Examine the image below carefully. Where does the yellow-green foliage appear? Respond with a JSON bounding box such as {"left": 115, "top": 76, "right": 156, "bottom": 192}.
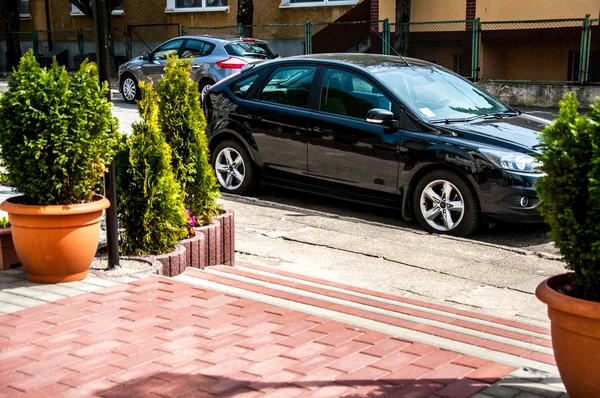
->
{"left": 116, "top": 81, "right": 187, "bottom": 255}
{"left": 0, "top": 50, "right": 117, "bottom": 205}
{"left": 157, "top": 55, "right": 221, "bottom": 225}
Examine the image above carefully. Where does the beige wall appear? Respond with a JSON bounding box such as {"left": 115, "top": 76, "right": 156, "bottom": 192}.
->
{"left": 17, "top": 0, "right": 357, "bottom": 32}
{"left": 477, "top": 0, "right": 600, "bottom": 21}
{"left": 379, "top": 0, "right": 466, "bottom": 23}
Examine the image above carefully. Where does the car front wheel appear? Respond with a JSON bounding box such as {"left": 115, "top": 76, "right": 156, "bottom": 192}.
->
{"left": 212, "top": 140, "right": 256, "bottom": 195}
{"left": 413, "top": 170, "right": 480, "bottom": 237}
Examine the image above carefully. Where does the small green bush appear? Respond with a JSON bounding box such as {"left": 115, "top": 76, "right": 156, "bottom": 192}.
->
{"left": 0, "top": 50, "right": 117, "bottom": 205}
{"left": 156, "top": 55, "right": 221, "bottom": 226}
{"left": 0, "top": 217, "right": 10, "bottom": 228}
{"left": 536, "top": 92, "right": 600, "bottom": 301}
{"left": 116, "top": 81, "right": 187, "bottom": 255}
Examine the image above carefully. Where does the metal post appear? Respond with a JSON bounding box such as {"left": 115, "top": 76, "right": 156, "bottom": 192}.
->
{"left": 382, "top": 19, "right": 390, "bottom": 55}
{"left": 579, "top": 14, "right": 591, "bottom": 84}
{"left": 93, "top": 0, "right": 120, "bottom": 268}
{"left": 32, "top": 30, "right": 39, "bottom": 62}
{"left": 77, "top": 29, "right": 84, "bottom": 68}
{"left": 304, "top": 21, "right": 312, "bottom": 55}
{"left": 181, "top": 25, "right": 186, "bottom": 36}
{"left": 471, "top": 17, "right": 481, "bottom": 82}
{"left": 237, "top": 24, "right": 244, "bottom": 37}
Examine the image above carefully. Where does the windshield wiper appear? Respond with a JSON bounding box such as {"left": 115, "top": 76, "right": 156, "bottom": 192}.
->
{"left": 431, "top": 111, "right": 520, "bottom": 124}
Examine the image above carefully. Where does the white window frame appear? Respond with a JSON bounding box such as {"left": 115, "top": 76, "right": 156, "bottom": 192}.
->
{"left": 19, "top": 0, "right": 30, "bottom": 18}
{"left": 280, "top": 0, "right": 358, "bottom": 8}
{"left": 71, "top": 4, "right": 125, "bottom": 16}
{"left": 165, "top": 0, "right": 228, "bottom": 13}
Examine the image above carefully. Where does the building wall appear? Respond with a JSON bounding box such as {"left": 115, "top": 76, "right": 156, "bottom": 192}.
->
{"left": 378, "top": 0, "right": 600, "bottom": 23}
{"left": 477, "top": 0, "right": 600, "bottom": 21}
{"left": 17, "top": 0, "right": 358, "bottom": 31}
{"left": 379, "top": 0, "right": 466, "bottom": 23}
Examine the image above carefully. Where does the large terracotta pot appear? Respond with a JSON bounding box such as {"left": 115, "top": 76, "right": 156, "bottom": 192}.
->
{"left": 536, "top": 273, "right": 600, "bottom": 398}
{"left": 0, "top": 195, "right": 110, "bottom": 283}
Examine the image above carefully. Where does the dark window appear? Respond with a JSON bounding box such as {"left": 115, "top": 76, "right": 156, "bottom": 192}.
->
{"left": 176, "top": 0, "right": 227, "bottom": 7}
{"left": 232, "top": 73, "right": 260, "bottom": 99}
{"left": 225, "top": 42, "right": 278, "bottom": 60}
{"left": 321, "top": 68, "right": 391, "bottom": 119}
{"left": 181, "top": 40, "right": 214, "bottom": 58}
{"left": 568, "top": 50, "right": 580, "bottom": 82}
{"left": 259, "top": 66, "right": 316, "bottom": 109}
{"left": 153, "top": 39, "right": 184, "bottom": 60}
{"left": 18, "top": 0, "right": 30, "bottom": 14}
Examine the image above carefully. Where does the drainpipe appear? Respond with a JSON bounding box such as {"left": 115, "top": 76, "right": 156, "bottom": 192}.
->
{"left": 44, "top": 0, "right": 53, "bottom": 50}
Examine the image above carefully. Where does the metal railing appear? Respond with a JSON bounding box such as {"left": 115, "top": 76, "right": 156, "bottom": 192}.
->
{"left": 2, "top": 15, "right": 600, "bottom": 85}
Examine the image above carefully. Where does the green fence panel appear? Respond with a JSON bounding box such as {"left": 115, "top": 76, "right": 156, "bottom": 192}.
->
{"left": 479, "top": 18, "right": 584, "bottom": 84}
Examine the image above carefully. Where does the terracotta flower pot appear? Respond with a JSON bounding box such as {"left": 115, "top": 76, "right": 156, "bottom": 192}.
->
{"left": 536, "top": 273, "right": 600, "bottom": 398}
{"left": 0, "top": 195, "right": 110, "bottom": 283}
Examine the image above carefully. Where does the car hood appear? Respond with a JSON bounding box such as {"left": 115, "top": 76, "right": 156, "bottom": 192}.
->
{"left": 436, "top": 113, "right": 550, "bottom": 153}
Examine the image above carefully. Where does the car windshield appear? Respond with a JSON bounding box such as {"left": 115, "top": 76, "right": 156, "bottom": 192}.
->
{"left": 373, "top": 65, "right": 511, "bottom": 122}
{"left": 225, "top": 42, "right": 278, "bottom": 60}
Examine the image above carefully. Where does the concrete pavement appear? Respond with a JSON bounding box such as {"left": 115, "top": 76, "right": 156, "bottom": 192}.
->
{"left": 221, "top": 195, "right": 564, "bottom": 325}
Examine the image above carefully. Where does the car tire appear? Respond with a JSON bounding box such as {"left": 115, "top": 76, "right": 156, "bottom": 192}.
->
{"left": 120, "top": 74, "right": 140, "bottom": 104}
{"left": 199, "top": 78, "right": 215, "bottom": 100}
{"left": 212, "top": 140, "right": 256, "bottom": 195}
{"left": 413, "top": 169, "right": 480, "bottom": 237}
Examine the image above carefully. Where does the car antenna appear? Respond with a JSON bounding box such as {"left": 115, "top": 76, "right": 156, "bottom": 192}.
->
{"left": 370, "top": 26, "right": 410, "bottom": 66}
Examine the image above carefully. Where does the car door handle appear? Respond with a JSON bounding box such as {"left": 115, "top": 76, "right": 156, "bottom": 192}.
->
{"left": 313, "top": 127, "right": 333, "bottom": 134}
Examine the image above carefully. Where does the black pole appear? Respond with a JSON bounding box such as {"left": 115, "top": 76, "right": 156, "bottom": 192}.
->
{"left": 93, "top": 0, "right": 120, "bottom": 268}
{"left": 44, "top": 0, "right": 53, "bottom": 51}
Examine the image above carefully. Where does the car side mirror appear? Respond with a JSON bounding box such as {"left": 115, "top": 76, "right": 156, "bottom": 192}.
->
{"left": 367, "top": 108, "right": 396, "bottom": 127}
{"left": 142, "top": 52, "right": 151, "bottom": 61}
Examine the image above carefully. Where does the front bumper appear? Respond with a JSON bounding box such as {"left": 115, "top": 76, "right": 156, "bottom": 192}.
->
{"left": 475, "top": 170, "right": 544, "bottom": 224}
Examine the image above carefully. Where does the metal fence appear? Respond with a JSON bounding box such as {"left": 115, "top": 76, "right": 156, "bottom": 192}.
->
{"left": 0, "top": 28, "right": 129, "bottom": 71}
{"left": 3, "top": 15, "right": 600, "bottom": 85}
{"left": 479, "top": 19, "right": 584, "bottom": 84}
{"left": 391, "top": 20, "right": 475, "bottom": 79}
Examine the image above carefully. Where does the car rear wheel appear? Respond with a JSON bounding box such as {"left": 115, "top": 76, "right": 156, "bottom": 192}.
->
{"left": 212, "top": 140, "right": 256, "bottom": 195}
{"left": 413, "top": 170, "right": 480, "bottom": 237}
{"left": 121, "top": 74, "right": 139, "bottom": 104}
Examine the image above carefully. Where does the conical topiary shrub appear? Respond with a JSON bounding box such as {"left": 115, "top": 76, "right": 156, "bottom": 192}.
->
{"left": 157, "top": 54, "right": 221, "bottom": 226}
{"left": 116, "top": 81, "right": 187, "bottom": 255}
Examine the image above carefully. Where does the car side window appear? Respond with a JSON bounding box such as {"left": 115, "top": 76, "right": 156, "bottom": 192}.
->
{"left": 181, "top": 40, "right": 213, "bottom": 58}
{"left": 153, "top": 39, "right": 184, "bottom": 60}
{"left": 231, "top": 73, "right": 260, "bottom": 99}
{"left": 321, "top": 68, "right": 392, "bottom": 119}
{"left": 259, "top": 66, "right": 316, "bottom": 109}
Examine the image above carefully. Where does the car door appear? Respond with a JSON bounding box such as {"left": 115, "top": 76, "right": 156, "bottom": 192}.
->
{"left": 180, "top": 39, "right": 215, "bottom": 81}
{"left": 307, "top": 67, "right": 402, "bottom": 195}
{"left": 141, "top": 39, "right": 184, "bottom": 84}
{"left": 243, "top": 64, "right": 317, "bottom": 180}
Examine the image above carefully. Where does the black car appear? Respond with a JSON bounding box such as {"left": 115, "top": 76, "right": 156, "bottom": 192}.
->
{"left": 203, "top": 54, "right": 548, "bottom": 237}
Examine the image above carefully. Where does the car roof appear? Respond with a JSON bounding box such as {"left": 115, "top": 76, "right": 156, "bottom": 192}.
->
{"left": 247, "top": 53, "right": 435, "bottom": 73}
{"left": 180, "top": 35, "right": 269, "bottom": 44}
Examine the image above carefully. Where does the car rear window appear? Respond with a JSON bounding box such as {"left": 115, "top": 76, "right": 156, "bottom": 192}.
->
{"left": 225, "top": 42, "right": 278, "bottom": 60}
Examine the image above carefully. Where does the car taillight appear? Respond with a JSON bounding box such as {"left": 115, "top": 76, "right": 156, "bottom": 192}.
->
{"left": 242, "top": 39, "right": 256, "bottom": 43}
{"left": 216, "top": 57, "right": 248, "bottom": 69}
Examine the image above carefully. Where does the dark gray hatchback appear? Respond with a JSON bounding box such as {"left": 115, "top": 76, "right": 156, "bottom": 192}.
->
{"left": 203, "top": 54, "right": 549, "bottom": 237}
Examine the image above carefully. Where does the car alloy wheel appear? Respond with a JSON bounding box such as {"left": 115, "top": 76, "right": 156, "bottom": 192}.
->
{"left": 215, "top": 147, "right": 245, "bottom": 191}
{"left": 122, "top": 77, "right": 137, "bottom": 102}
{"left": 419, "top": 179, "right": 465, "bottom": 232}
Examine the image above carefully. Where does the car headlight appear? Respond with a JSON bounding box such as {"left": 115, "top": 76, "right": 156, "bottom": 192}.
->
{"left": 479, "top": 148, "right": 543, "bottom": 173}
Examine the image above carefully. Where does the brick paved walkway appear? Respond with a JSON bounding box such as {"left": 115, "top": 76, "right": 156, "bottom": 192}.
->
{"left": 1, "top": 276, "right": 521, "bottom": 398}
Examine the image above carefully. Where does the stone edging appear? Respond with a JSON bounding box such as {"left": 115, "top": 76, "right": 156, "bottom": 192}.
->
{"left": 0, "top": 228, "right": 19, "bottom": 271}
{"left": 151, "top": 210, "right": 235, "bottom": 277}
